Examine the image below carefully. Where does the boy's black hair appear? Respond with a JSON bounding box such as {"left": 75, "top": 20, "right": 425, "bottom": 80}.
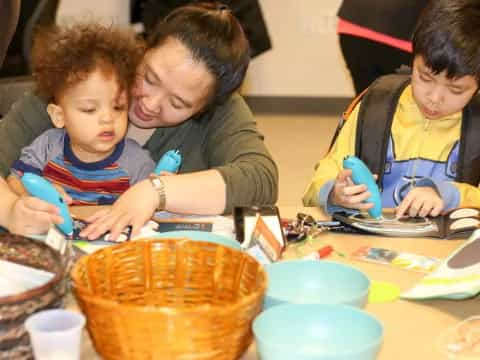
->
{"left": 147, "top": 2, "right": 250, "bottom": 106}
{"left": 413, "top": 0, "right": 480, "bottom": 82}
{"left": 413, "top": 0, "right": 480, "bottom": 83}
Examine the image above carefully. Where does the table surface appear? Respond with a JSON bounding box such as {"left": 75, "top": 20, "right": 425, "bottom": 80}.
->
{"left": 68, "top": 206, "right": 479, "bottom": 360}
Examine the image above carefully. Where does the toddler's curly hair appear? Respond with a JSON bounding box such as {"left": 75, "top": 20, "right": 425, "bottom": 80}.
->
{"left": 31, "top": 22, "right": 145, "bottom": 102}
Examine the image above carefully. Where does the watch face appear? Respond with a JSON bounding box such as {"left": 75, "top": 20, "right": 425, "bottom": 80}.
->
{"left": 150, "top": 176, "right": 164, "bottom": 190}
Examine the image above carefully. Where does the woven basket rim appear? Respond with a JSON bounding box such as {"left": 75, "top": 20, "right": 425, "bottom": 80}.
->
{"left": 71, "top": 238, "right": 268, "bottom": 313}
{"left": 0, "top": 234, "right": 66, "bottom": 305}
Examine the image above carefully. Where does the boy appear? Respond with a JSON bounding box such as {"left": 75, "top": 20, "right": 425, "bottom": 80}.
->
{"left": 303, "top": 0, "right": 480, "bottom": 218}
{"left": 7, "top": 23, "right": 155, "bottom": 205}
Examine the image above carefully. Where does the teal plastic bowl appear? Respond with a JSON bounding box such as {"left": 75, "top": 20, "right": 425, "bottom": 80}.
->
{"left": 264, "top": 260, "right": 370, "bottom": 309}
{"left": 151, "top": 230, "right": 241, "bottom": 250}
{"left": 253, "top": 303, "right": 383, "bottom": 360}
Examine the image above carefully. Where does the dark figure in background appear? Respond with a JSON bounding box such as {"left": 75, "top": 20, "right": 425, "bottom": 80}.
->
{"left": 131, "top": 0, "right": 272, "bottom": 58}
{"left": 0, "top": 0, "right": 21, "bottom": 69}
{"left": 0, "top": 0, "right": 60, "bottom": 77}
{"left": 337, "top": 0, "right": 429, "bottom": 94}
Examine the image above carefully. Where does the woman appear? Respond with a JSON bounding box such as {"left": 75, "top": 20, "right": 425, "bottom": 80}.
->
{"left": 0, "top": 2, "right": 278, "bottom": 238}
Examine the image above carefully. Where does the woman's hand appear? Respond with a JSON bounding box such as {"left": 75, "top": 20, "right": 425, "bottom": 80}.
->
{"left": 329, "top": 169, "right": 375, "bottom": 211}
{"left": 396, "top": 187, "right": 443, "bottom": 218}
{"left": 52, "top": 184, "right": 73, "bottom": 205}
{"left": 7, "top": 174, "right": 73, "bottom": 204}
{"left": 7, "top": 196, "right": 64, "bottom": 235}
{"left": 80, "top": 179, "right": 158, "bottom": 241}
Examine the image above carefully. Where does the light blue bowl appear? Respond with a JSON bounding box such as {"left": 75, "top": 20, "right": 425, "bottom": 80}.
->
{"left": 264, "top": 260, "right": 370, "bottom": 309}
{"left": 151, "top": 230, "right": 241, "bottom": 250}
{"left": 253, "top": 303, "right": 383, "bottom": 360}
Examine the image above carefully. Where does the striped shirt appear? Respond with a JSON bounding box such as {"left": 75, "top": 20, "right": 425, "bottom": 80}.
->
{"left": 12, "top": 129, "right": 155, "bottom": 205}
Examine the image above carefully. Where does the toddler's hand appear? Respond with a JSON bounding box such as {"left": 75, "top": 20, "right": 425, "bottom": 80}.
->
{"left": 7, "top": 195, "right": 64, "bottom": 235}
{"left": 396, "top": 187, "right": 443, "bottom": 218}
{"left": 329, "top": 169, "right": 374, "bottom": 211}
{"left": 52, "top": 184, "right": 73, "bottom": 204}
{"left": 80, "top": 179, "right": 158, "bottom": 241}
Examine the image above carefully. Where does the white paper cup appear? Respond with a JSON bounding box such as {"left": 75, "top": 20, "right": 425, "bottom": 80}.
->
{"left": 25, "top": 309, "right": 85, "bottom": 360}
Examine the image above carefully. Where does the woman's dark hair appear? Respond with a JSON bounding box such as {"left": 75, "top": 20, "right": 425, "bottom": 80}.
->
{"left": 147, "top": 2, "right": 250, "bottom": 105}
{"left": 413, "top": 0, "right": 480, "bottom": 82}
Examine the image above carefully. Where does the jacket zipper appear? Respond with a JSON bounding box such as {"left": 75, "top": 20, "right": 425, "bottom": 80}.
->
{"left": 410, "top": 117, "right": 431, "bottom": 188}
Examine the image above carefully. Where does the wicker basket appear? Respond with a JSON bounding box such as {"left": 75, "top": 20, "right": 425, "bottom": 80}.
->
{"left": 0, "top": 233, "right": 68, "bottom": 360}
{"left": 71, "top": 238, "right": 267, "bottom": 360}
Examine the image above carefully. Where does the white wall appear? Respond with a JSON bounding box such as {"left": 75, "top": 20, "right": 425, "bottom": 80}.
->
{"left": 56, "top": 0, "right": 130, "bottom": 25}
{"left": 56, "top": 0, "right": 353, "bottom": 97}
{"left": 245, "top": 0, "right": 354, "bottom": 97}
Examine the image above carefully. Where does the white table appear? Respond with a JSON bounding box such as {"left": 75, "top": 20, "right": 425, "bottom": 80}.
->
{"left": 69, "top": 206, "right": 479, "bottom": 359}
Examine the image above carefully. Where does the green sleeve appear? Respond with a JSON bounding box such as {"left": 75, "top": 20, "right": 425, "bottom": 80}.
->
{"left": 204, "top": 94, "right": 279, "bottom": 212}
{"left": 0, "top": 93, "right": 51, "bottom": 177}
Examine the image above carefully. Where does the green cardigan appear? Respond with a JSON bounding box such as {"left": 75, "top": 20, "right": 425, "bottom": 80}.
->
{"left": 0, "top": 92, "right": 278, "bottom": 213}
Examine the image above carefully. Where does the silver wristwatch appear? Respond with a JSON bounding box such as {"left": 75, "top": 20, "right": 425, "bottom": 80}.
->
{"left": 148, "top": 175, "right": 166, "bottom": 210}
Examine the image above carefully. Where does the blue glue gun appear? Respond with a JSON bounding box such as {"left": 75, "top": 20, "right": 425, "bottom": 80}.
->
{"left": 343, "top": 155, "right": 382, "bottom": 219}
{"left": 21, "top": 173, "right": 74, "bottom": 236}
{"left": 154, "top": 149, "right": 182, "bottom": 174}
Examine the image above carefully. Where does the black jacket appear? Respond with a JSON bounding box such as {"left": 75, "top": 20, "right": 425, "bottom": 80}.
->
{"left": 132, "top": 0, "right": 272, "bottom": 58}
{"left": 337, "top": 0, "right": 429, "bottom": 41}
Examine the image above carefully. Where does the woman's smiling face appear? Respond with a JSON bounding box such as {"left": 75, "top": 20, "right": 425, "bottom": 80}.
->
{"left": 128, "top": 37, "right": 216, "bottom": 128}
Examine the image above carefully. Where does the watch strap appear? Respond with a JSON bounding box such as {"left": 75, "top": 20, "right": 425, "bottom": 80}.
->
{"left": 148, "top": 175, "right": 166, "bottom": 210}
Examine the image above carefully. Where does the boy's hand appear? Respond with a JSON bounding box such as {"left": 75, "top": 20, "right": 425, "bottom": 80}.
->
{"left": 396, "top": 187, "right": 444, "bottom": 218}
{"left": 80, "top": 179, "right": 158, "bottom": 241}
{"left": 7, "top": 196, "right": 64, "bottom": 235}
{"left": 329, "top": 169, "right": 374, "bottom": 211}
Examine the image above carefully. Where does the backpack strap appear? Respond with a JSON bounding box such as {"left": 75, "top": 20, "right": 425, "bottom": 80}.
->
{"left": 355, "top": 74, "right": 411, "bottom": 184}
{"left": 457, "top": 94, "right": 480, "bottom": 185}
{"left": 327, "top": 87, "right": 369, "bottom": 152}
{"left": 342, "top": 87, "right": 369, "bottom": 121}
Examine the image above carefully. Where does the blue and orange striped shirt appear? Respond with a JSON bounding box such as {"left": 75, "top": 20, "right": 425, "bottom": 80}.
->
{"left": 12, "top": 129, "right": 155, "bottom": 205}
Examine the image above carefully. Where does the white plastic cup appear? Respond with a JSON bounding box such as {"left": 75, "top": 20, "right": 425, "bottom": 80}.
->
{"left": 25, "top": 309, "right": 86, "bottom": 360}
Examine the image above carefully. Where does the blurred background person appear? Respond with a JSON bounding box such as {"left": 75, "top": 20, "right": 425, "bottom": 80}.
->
{"left": 337, "top": 0, "right": 429, "bottom": 94}
{"left": 130, "top": 0, "right": 272, "bottom": 58}
{"left": 0, "top": 0, "right": 60, "bottom": 77}
{"left": 0, "top": 0, "right": 21, "bottom": 69}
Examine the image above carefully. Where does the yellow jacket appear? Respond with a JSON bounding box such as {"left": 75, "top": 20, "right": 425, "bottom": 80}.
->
{"left": 303, "top": 85, "right": 480, "bottom": 211}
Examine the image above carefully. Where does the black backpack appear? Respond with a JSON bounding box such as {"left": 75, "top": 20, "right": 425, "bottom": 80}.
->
{"left": 330, "top": 74, "right": 480, "bottom": 186}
